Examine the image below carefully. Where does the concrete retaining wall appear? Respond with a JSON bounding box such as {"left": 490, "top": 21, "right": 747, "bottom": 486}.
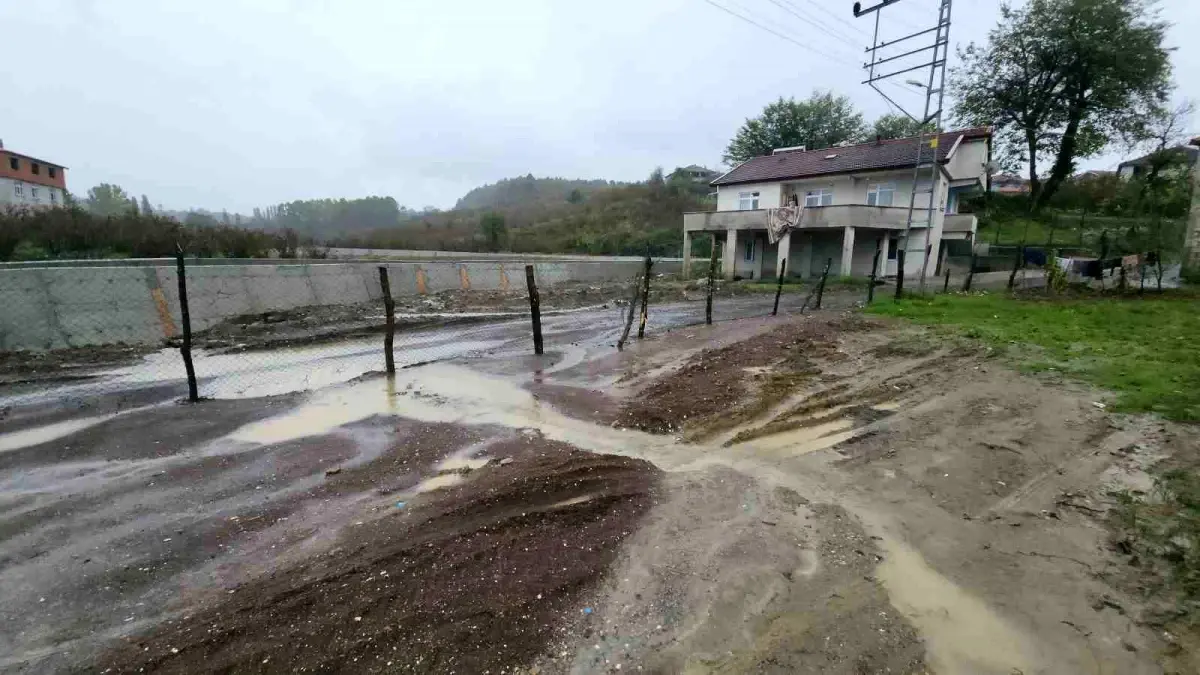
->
{"left": 0, "top": 259, "right": 655, "bottom": 351}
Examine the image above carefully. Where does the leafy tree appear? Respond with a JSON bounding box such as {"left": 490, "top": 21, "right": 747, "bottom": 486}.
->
{"left": 140, "top": 195, "right": 153, "bottom": 215}
{"left": 129, "top": 197, "right": 139, "bottom": 216}
{"left": 870, "top": 113, "right": 934, "bottom": 140}
{"left": 85, "top": 183, "right": 134, "bottom": 217}
{"left": 952, "top": 0, "right": 1172, "bottom": 211}
{"left": 567, "top": 188, "right": 584, "bottom": 204}
{"left": 479, "top": 212, "right": 507, "bottom": 251}
{"left": 724, "top": 91, "right": 866, "bottom": 163}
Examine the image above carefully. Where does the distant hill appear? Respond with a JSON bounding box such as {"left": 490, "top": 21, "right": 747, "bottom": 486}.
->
{"left": 454, "top": 175, "right": 615, "bottom": 211}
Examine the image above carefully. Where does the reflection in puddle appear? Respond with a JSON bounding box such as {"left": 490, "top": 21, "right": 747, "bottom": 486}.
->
{"left": 876, "top": 536, "right": 1038, "bottom": 674}
{"left": 0, "top": 406, "right": 157, "bottom": 453}
{"left": 737, "top": 418, "right": 857, "bottom": 456}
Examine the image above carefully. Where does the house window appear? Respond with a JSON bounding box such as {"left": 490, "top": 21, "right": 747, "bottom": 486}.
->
{"left": 13, "top": 182, "right": 23, "bottom": 198}
{"left": 31, "top": 163, "right": 40, "bottom": 175}
{"left": 49, "top": 190, "right": 58, "bottom": 205}
{"left": 867, "top": 183, "right": 895, "bottom": 207}
{"left": 30, "top": 186, "right": 40, "bottom": 201}
{"left": 48, "top": 166, "right": 57, "bottom": 179}
{"left": 737, "top": 191, "right": 760, "bottom": 210}
{"left": 8, "top": 157, "right": 17, "bottom": 171}
{"left": 804, "top": 188, "right": 833, "bottom": 207}
{"left": 744, "top": 239, "right": 755, "bottom": 262}
{"left": 887, "top": 235, "right": 899, "bottom": 260}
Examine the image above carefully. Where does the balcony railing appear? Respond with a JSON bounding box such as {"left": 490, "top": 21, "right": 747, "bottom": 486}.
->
{"left": 683, "top": 205, "right": 935, "bottom": 232}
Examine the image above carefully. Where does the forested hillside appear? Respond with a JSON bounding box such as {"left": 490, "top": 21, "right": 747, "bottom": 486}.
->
{"left": 453, "top": 175, "right": 615, "bottom": 211}
{"left": 335, "top": 169, "right": 713, "bottom": 256}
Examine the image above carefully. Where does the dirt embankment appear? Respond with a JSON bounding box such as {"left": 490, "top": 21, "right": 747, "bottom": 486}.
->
{"left": 94, "top": 436, "right": 659, "bottom": 674}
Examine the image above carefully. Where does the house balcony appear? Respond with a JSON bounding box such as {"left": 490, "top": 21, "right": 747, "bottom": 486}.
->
{"left": 942, "top": 212, "right": 979, "bottom": 240}
{"left": 682, "top": 205, "right": 935, "bottom": 233}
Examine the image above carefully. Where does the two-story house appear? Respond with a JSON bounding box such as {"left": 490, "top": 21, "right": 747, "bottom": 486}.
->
{"left": 0, "top": 142, "right": 68, "bottom": 208}
{"left": 682, "top": 127, "right": 990, "bottom": 281}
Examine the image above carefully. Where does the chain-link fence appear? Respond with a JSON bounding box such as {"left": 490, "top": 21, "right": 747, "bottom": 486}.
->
{"left": 2, "top": 256, "right": 855, "bottom": 417}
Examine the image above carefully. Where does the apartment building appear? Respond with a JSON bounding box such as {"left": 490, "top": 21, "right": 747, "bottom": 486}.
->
{"left": 0, "top": 142, "right": 68, "bottom": 208}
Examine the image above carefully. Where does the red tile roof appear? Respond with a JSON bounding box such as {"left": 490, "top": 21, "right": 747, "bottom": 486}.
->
{"left": 713, "top": 127, "right": 990, "bottom": 186}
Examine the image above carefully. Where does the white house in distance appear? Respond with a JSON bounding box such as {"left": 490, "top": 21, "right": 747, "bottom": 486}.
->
{"left": 682, "top": 127, "right": 991, "bottom": 280}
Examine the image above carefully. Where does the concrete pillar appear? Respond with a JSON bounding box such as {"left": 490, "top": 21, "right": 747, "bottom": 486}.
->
{"left": 775, "top": 231, "right": 791, "bottom": 278}
{"left": 841, "top": 226, "right": 855, "bottom": 277}
{"left": 682, "top": 230, "right": 692, "bottom": 280}
{"left": 798, "top": 235, "right": 813, "bottom": 278}
{"left": 877, "top": 234, "right": 890, "bottom": 276}
{"left": 723, "top": 229, "right": 738, "bottom": 280}
{"left": 1185, "top": 152, "right": 1200, "bottom": 277}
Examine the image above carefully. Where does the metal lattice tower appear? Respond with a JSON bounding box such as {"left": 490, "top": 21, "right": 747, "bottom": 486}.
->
{"left": 854, "top": 0, "right": 953, "bottom": 291}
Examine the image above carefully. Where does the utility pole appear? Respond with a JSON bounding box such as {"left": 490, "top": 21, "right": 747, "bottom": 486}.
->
{"left": 855, "top": 0, "right": 953, "bottom": 295}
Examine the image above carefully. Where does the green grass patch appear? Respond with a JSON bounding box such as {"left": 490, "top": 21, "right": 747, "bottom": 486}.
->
{"left": 866, "top": 292, "right": 1200, "bottom": 421}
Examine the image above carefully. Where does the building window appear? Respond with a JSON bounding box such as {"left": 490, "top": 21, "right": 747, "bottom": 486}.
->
{"left": 31, "top": 163, "right": 40, "bottom": 175}
{"left": 744, "top": 239, "right": 755, "bottom": 262}
{"left": 804, "top": 188, "right": 833, "bottom": 207}
{"left": 8, "top": 157, "right": 17, "bottom": 171}
{"left": 48, "top": 166, "right": 57, "bottom": 178}
{"left": 888, "top": 235, "right": 899, "bottom": 260}
{"left": 867, "top": 183, "right": 895, "bottom": 207}
{"left": 737, "top": 191, "right": 760, "bottom": 210}
{"left": 13, "top": 183, "right": 24, "bottom": 198}
{"left": 50, "top": 190, "right": 58, "bottom": 205}
{"left": 31, "top": 186, "right": 40, "bottom": 201}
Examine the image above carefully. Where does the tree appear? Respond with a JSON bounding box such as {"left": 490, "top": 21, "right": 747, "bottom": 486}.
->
{"left": 85, "top": 183, "right": 134, "bottom": 217}
{"left": 129, "top": 197, "right": 139, "bottom": 216}
{"left": 952, "top": 0, "right": 1172, "bottom": 211}
{"left": 479, "top": 212, "right": 507, "bottom": 251}
{"left": 567, "top": 188, "right": 584, "bottom": 204}
{"left": 725, "top": 92, "right": 866, "bottom": 163}
{"left": 140, "top": 195, "right": 153, "bottom": 216}
{"left": 870, "top": 113, "right": 934, "bottom": 140}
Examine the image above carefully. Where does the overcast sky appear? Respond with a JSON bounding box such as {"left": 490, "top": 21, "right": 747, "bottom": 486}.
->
{"left": 2, "top": 0, "right": 1197, "bottom": 213}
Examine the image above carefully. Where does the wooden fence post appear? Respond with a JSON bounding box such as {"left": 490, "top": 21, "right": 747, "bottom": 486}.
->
{"left": 963, "top": 253, "right": 977, "bottom": 292}
{"left": 525, "top": 264, "right": 543, "bottom": 355}
{"left": 772, "top": 258, "right": 787, "bottom": 316}
{"left": 378, "top": 266, "right": 396, "bottom": 374}
{"left": 1007, "top": 246, "right": 1024, "bottom": 292}
{"left": 815, "top": 258, "right": 832, "bottom": 310}
{"left": 175, "top": 245, "right": 199, "bottom": 402}
{"left": 706, "top": 234, "right": 718, "bottom": 325}
{"left": 894, "top": 249, "right": 906, "bottom": 300}
{"left": 637, "top": 253, "right": 653, "bottom": 339}
{"left": 618, "top": 273, "right": 641, "bottom": 351}
{"left": 942, "top": 264, "right": 951, "bottom": 294}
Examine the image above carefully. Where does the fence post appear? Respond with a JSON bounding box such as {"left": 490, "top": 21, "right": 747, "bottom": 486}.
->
{"left": 815, "top": 258, "right": 832, "bottom": 310}
{"left": 918, "top": 243, "right": 933, "bottom": 293}
{"left": 867, "top": 241, "right": 881, "bottom": 304}
{"left": 525, "top": 264, "right": 543, "bottom": 355}
{"left": 637, "top": 253, "right": 653, "bottom": 339}
{"left": 618, "top": 273, "right": 641, "bottom": 351}
{"left": 706, "top": 234, "right": 718, "bottom": 325}
{"left": 894, "top": 249, "right": 906, "bottom": 300}
{"left": 772, "top": 258, "right": 787, "bottom": 316}
{"left": 378, "top": 266, "right": 396, "bottom": 374}
{"left": 942, "top": 264, "right": 951, "bottom": 294}
{"left": 963, "top": 253, "right": 977, "bottom": 292}
{"left": 174, "top": 245, "right": 198, "bottom": 402}
{"left": 1007, "top": 246, "right": 1024, "bottom": 292}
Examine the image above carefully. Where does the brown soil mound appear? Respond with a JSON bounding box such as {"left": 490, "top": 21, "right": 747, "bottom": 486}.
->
{"left": 94, "top": 442, "right": 659, "bottom": 674}
{"left": 616, "top": 314, "right": 862, "bottom": 435}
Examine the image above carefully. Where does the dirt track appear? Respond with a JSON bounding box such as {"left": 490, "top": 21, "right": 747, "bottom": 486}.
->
{"left": 1, "top": 305, "right": 1193, "bottom": 674}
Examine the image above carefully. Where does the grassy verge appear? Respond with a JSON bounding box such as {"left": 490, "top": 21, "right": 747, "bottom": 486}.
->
{"left": 865, "top": 292, "right": 1200, "bottom": 421}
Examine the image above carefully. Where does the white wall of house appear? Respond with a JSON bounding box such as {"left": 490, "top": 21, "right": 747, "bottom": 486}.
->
{"left": 0, "top": 177, "right": 65, "bottom": 207}
{"left": 716, "top": 182, "right": 782, "bottom": 211}
{"left": 944, "top": 138, "right": 989, "bottom": 183}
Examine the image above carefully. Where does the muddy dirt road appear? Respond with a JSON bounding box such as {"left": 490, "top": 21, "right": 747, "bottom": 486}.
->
{"left": 0, "top": 298, "right": 1188, "bottom": 673}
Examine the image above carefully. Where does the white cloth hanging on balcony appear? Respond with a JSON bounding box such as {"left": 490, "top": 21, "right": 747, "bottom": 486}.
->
{"left": 766, "top": 205, "right": 802, "bottom": 244}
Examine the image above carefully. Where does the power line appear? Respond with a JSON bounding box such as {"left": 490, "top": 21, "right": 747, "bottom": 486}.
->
{"left": 727, "top": 0, "right": 863, "bottom": 62}
{"left": 699, "top": 0, "right": 862, "bottom": 68}
{"left": 780, "top": 0, "right": 872, "bottom": 40}
{"left": 762, "top": 0, "right": 863, "bottom": 47}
